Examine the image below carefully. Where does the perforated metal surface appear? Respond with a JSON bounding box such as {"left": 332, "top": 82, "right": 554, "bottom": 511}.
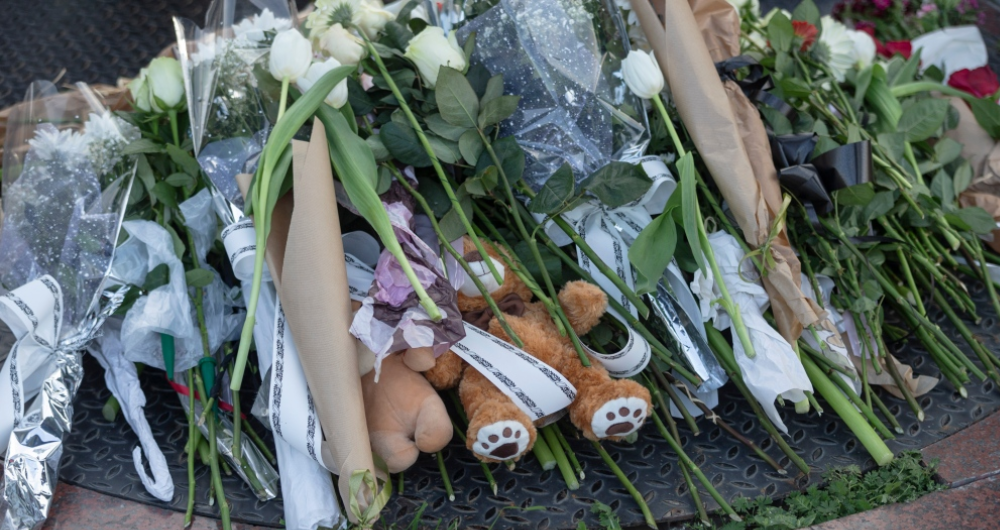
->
{"left": 60, "top": 280, "right": 1000, "bottom": 530}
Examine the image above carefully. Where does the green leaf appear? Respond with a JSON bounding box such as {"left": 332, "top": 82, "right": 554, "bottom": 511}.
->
{"left": 954, "top": 161, "right": 973, "bottom": 195}
{"left": 513, "top": 241, "right": 562, "bottom": 286}
{"left": 478, "top": 95, "right": 520, "bottom": 129}
{"left": 888, "top": 48, "right": 922, "bottom": 87}
{"left": 935, "top": 137, "right": 963, "bottom": 166}
{"left": 792, "top": 0, "right": 820, "bottom": 27}
{"left": 152, "top": 182, "right": 178, "bottom": 208}
{"left": 465, "top": 64, "right": 492, "bottom": 98}
{"left": 863, "top": 191, "right": 895, "bottom": 222}
{"left": 377, "top": 166, "right": 393, "bottom": 194}
{"left": 165, "top": 144, "right": 201, "bottom": 176}
{"left": 418, "top": 177, "right": 452, "bottom": 217}
{"left": 141, "top": 263, "right": 172, "bottom": 292}
{"left": 528, "top": 163, "right": 575, "bottom": 214}
{"left": 163, "top": 224, "right": 186, "bottom": 259}
{"left": 968, "top": 97, "right": 1000, "bottom": 139}
{"left": 677, "top": 154, "right": 706, "bottom": 274}
{"left": 876, "top": 132, "right": 906, "bottom": 166}
{"left": 462, "top": 30, "right": 477, "bottom": 62}
{"left": 366, "top": 135, "right": 391, "bottom": 162}
{"left": 897, "top": 98, "right": 950, "bottom": 142}
{"left": 865, "top": 66, "right": 902, "bottom": 133}
{"left": 834, "top": 183, "right": 875, "bottom": 207}
{"left": 458, "top": 129, "right": 483, "bottom": 165}
{"left": 476, "top": 135, "right": 525, "bottom": 185}
{"left": 425, "top": 114, "right": 469, "bottom": 141}
{"left": 165, "top": 172, "right": 195, "bottom": 189}
{"left": 123, "top": 138, "right": 165, "bottom": 155}
{"left": 761, "top": 107, "right": 794, "bottom": 136}
{"left": 384, "top": 20, "right": 414, "bottom": 49}
{"left": 435, "top": 67, "right": 480, "bottom": 128}
{"left": 852, "top": 66, "right": 873, "bottom": 108}
{"left": 347, "top": 77, "right": 377, "bottom": 116}
{"left": 580, "top": 162, "right": 652, "bottom": 208}
{"left": 481, "top": 75, "right": 504, "bottom": 107}
{"left": 930, "top": 172, "right": 954, "bottom": 204}
{"left": 767, "top": 12, "right": 795, "bottom": 53}
{"left": 426, "top": 134, "right": 460, "bottom": 164}
{"left": 185, "top": 268, "right": 215, "bottom": 288}
{"left": 629, "top": 213, "right": 677, "bottom": 295}
{"left": 947, "top": 206, "right": 997, "bottom": 234}
{"left": 779, "top": 77, "right": 814, "bottom": 99}
{"left": 465, "top": 165, "right": 498, "bottom": 196}
{"left": 136, "top": 155, "right": 157, "bottom": 200}
{"left": 439, "top": 189, "right": 474, "bottom": 241}
{"left": 380, "top": 121, "right": 431, "bottom": 167}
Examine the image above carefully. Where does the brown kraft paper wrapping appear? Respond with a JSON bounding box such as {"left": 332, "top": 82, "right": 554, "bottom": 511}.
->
{"left": 237, "top": 120, "right": 376, "bottom": 520}
{"left": 946, "top": 96, "right": 1000, "bottom": 253}
{"left": 629, "top": 0, "right": 825, "bottom": 343}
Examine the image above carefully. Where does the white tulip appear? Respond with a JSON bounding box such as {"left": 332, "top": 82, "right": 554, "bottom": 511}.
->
{"left": 621, "top": 50, "right": 664, "bottom": 100}
{"left": 269, "top": 29, "right": 313, "bottom": 82}
{"left": 145, "top": 57, "right": 186, "bottom": 111}
{"left": 404, "top": 27, "right": 467, "bottom": 88}
{"left": 318, "top": 23, "right": 367, "bottom": 66}
{"left": 354, "top": 2, "right": 394, "bottom": 39}
{"left": 297, "top": 58, "right": 350, "bottom": 109}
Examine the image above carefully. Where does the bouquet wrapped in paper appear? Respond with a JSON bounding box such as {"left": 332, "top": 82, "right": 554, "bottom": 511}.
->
{"left": 0, "top": 81, "right": 136, "bottom": 530}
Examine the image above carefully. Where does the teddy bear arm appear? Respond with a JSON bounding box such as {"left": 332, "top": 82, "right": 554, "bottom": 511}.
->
{"left": 558, "top": 280, "right": 608, "bottom": 335}
{"left": 423, "top": 349, "right": 464, "bottom": 390}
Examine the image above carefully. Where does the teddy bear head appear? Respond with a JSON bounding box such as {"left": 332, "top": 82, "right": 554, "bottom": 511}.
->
{"left": 456, "top": 237, "right": 532, "bottom": 314}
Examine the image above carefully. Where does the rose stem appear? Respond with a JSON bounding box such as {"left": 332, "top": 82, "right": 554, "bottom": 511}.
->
{"left": 641, "top": 375, "right": 708, "bottom": 524}
{"left": 436, "top": 451, "right": 455, "bottom": 501}
{"left": 931, "top": 288, "right": 1000, "bottom": 382}
{"left": 590, "top": 441, "right": 659, "bottom": 528}
{"left": 532, "top": 433, "right": 557, "bottom": 471}
{"left": 649, "top": 368, "right": 700, "bottom": 435}
{"left": 193, "top": 370, "right": 231, "bottom": 528}
{"left": 801, "top": 346, "right": 894, "bottom": 439}
{"left": 542, "top": 426, "right": 579, "bottom": 490}
{"left": 551, "top": 423, "right": 585, "bottom": 480}
{"left": 662, "top": 371, "right": 786, "bottom": 474}
{"left": 706, "top": 326, "right": 811, "bottom": 474}
{"left": 802, "top": 356, "right": 894, "bottom": 466}
{"left": 184, "top": 368, "right": 199, "bottom": 527}
{"left": 389, "top": 164, "right": 523, "bottom": 346}
{"left": 363, "top": 37, "right": 503, "bottom": 287}
{"left": 452, "top": 421, "right": 498, "bottom": 494}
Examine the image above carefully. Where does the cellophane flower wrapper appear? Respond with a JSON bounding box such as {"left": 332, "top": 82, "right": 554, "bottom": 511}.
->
{"left": 174, "top": 0, "right": 295, "bottom": 215}
{"left": 0, "top": 81, "right": 136, "bottom": 530}
{"left": 457, "top": 0, "right": 649, "bottom": 190}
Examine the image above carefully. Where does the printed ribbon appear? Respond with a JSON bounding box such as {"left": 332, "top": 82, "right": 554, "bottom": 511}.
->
{"left": 540, "top": 156, "right": 677, "bottom": 377}
{"left": 0, "top": 277, "right": 126, "bottom": 530}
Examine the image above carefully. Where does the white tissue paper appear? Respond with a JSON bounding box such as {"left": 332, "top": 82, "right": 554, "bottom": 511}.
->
{"left": 87, "top": 318, "right": 174, "bottom": 502}
{"left": 911, "top": 26, "right": 988, "bottom": 81}
{"left": 691, "top": 231, "right": 812, "bottom": 433}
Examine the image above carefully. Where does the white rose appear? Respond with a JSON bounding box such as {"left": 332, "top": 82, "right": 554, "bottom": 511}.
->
{"left": 404, "top": 27, "right": 467, "bottom": 88}
{"left": 354, "top": 1, "right": 394, "bottom": 39}
{"left": 318, "top": 23, "right": 367, "bottom": 65}
{"left": 621, "top": 50, "right": 664, "bottom": 100}
{"left": 146, "top": 57, "right": 185, "bottom": 111}
{"left": 269, "top": 29, "right": 313, "bottom": 82}
{"left": 297, "top": 58, "right": 350, "bottom": 109}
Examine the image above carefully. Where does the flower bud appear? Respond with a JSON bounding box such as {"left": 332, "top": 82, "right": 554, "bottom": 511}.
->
{"left": 269, "top": 29, "right": 313, "bottom": 82}
{"left": 297, "top": 58, "right": 350, "bottom": 109}
{"left": 318, "top": 23, "right": 367, "bottom": 66}
{"left": 621, "top": 50, "right": 664, "bottom": 100}
{"left": 404, "top": 27, "right": 467, "bottom": 88}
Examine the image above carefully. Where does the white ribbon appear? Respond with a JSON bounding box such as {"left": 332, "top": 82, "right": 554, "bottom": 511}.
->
{"left": 540, "top": 156, "right": 675, "bottom": 377}
{"left": 222, "top": 218, "right": 344, "bottom": 530}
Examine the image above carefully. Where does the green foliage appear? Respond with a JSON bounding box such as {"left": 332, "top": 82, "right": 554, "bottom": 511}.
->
{"left": 691, "top": 452, "right": 944, "bottom": 530}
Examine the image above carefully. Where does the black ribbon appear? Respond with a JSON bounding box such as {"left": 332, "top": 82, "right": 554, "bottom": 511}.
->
{"left": 716, "top": 55, "right": 798, "bottom": 122}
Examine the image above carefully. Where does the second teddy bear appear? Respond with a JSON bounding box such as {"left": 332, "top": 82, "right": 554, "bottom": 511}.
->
{"left": 423, "top": 239, "right": 653, "bottom": 463}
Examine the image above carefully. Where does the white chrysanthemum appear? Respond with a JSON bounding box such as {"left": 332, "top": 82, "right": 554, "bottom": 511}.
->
{"left": 307, "top": 0, "right": 365, "bottom": 35}
{"left": 27, "top": 125, "right": 91, "bottom": 164}
{"left": 819, "top": 16, "right": 860, "bottom": 81}
{"left": 191, "top": 39, "right": 217, "bottom": 65}
{"left": 234, "top": 8, "right": 292, "bottom": 45}
{"left": 307, "top": 0, "right": 393, "bottom": 39}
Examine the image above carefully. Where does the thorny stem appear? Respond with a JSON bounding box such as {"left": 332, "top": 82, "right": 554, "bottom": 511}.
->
{"left": 452, "top": 422, "right": 498, "bottom": 494}
{"left": 365, "top": 37, "right": 503, "bottom": 287}
{"left": 590, "top": 441, "right": 660, "bottom": 528}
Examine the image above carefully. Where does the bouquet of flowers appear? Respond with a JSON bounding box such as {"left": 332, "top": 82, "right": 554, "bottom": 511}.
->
{"left": 0, "top": 81, "right": 136, "bottom": 529}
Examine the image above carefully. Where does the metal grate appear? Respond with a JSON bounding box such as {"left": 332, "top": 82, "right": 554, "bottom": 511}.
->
{"left": 60, "top": 279, "right": 1000, "bottom": 529}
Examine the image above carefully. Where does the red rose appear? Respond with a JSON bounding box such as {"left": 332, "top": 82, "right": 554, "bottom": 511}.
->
{"left": 878, "top": 40, "right": 912, "bottom": 59}
{"left": 949, "top": 66, "right": 1000, "bottom": 99}
{"left": 792, "top": 21, "right": 818, "bottom": 51}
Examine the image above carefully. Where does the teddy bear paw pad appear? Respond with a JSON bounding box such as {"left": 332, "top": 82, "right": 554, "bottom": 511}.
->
{"left": 473, "top": 420, "right": 529, "bottom": 460}
{"left": 591, "top": 397, "right": 647, "bottom": 438}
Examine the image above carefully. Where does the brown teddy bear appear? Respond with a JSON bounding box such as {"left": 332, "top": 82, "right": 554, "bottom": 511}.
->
{"left": 423, "top": 238, "right": 653, "bottom": 463}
